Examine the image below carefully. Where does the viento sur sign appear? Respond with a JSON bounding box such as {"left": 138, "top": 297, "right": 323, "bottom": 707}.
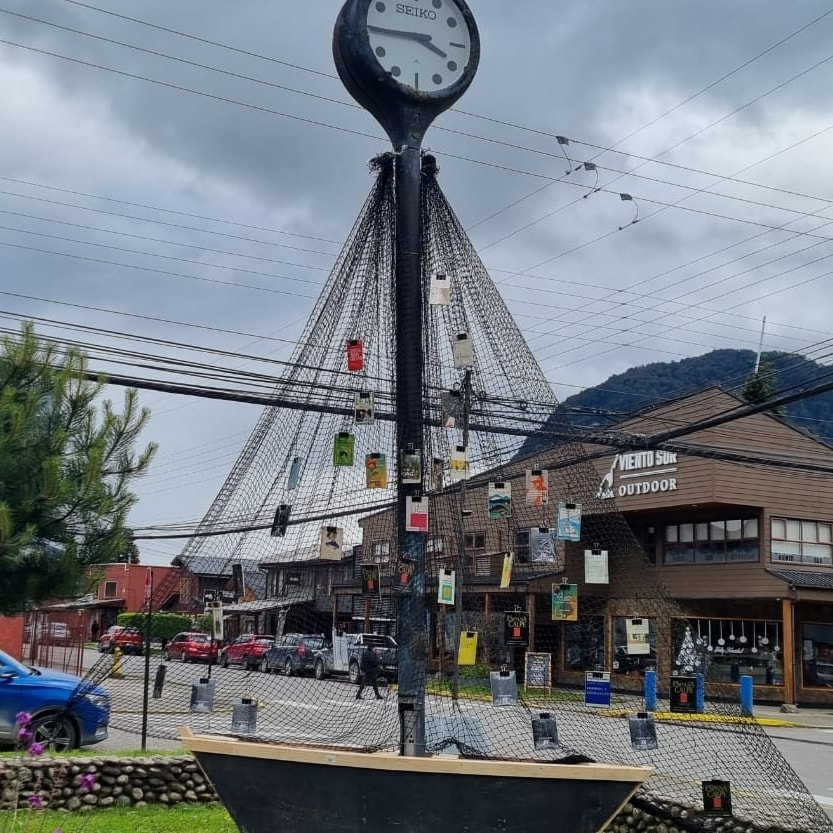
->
{"left": 596, "top": 450, "right": 678, "bottom": 500}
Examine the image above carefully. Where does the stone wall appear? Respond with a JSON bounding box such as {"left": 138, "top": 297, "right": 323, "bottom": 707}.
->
{"left": 0, "top": 755, "right": 219, "bottom": 810}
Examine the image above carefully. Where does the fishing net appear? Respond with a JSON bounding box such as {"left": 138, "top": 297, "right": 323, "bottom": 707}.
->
{"left": 80, "top": 153, "right": 831, "bottom": 833}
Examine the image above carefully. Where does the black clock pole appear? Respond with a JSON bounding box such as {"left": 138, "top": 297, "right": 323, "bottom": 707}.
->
{"left": 333, "top": 0, "right": 479, "bottom": 757}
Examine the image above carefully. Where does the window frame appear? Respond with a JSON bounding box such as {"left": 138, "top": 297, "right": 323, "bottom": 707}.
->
{"left": 771, "top": 517, "right": 832, "bottom": 566}
{"left": 663, "top": 517, "right": 759, "bottom": 565}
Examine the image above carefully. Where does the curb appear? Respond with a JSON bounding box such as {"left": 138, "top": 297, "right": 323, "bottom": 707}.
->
{"left": 598, "top": 710, "right": 805, "bottom": 728}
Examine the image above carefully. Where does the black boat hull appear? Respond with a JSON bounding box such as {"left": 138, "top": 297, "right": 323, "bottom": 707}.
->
{"left": 182, "top": 729, "right": 651, "bottom": 833}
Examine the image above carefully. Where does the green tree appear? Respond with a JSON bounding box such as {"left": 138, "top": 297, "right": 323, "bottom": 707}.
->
{"left": 117, "top": 612, "right": 194, "bottom": 642}
{"left": 116, "top": 528, "right": 141, "bottom": 564}
{"left": 0, "top": 323, "right": 157, "bottom": 613}
{"left": 741, "top": 359, "right": 783, "bottom": 416}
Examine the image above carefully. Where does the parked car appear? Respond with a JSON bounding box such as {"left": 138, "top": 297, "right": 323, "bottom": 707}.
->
{"left": 313, "top": 632, "right": 398, "bottom": 683}
{"left": 24, "top": 621, "right": 72, "bottom": 645}
{"left": 98, "top": 626, "right": 144, "bottom": 656}
{"left": 262, "top": 633, "right": 326, "bottom": 676}
{"left": 164, "top": 632, "right": 219, "bottom": 664}
{"left": 0, "top": 647, "right": 109, "bottom": 750}
{"left": 219, "top": 633, "right": 274, "bottom": 671}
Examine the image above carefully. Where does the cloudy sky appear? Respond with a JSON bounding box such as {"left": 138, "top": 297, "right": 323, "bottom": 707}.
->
{"left": 2, "top": 0, "right": 833, "bottom": 565}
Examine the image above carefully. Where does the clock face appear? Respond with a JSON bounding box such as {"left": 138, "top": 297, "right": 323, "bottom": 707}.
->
{"left": 366, "top": 0, "right": 472, "bottom": 93}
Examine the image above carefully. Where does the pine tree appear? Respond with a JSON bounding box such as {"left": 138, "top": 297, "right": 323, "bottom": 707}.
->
{"left": 0, "top": 324, "right": 157, "bottom": 612}
{"left": 741, "top": 358, "right": 783, "bottom": 416}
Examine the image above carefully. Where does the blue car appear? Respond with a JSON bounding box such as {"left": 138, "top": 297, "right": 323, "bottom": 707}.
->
{"left": 0, "top": 647, "right": 109, "bottom": 750}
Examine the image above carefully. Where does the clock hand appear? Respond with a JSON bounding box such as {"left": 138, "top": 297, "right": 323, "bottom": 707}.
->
{"left": 367, "top": 25, "right": 448, "bottom": 58}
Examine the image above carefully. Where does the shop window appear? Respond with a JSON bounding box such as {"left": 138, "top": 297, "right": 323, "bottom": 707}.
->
{"left": 613, "top": 617, "right": 656, "bottom": 675}
{"left": 678, "top": 618, "right": 783, "bottom": 685}
{"left": 802, "top": 623, "right": 833, "bottom": 688}
{"left": 370, "top": 540, "right": 390, "bottom": 564}
{"left": 564, "top": 617, "right": 605, "bottom": 671}
{"left": 664, "top": 518, "right": 758, "bottom": 565}
{"left": 771, "top": 518, "right": 832, "bottom": 566}
{"left": 426, "top": 537, "right": 444, "bottom": 554}
{"left": 464, "top": 532, "right": 485, "bottom": 551}
{"left": 103, "top": 581, "right": 118, "bottom": 599}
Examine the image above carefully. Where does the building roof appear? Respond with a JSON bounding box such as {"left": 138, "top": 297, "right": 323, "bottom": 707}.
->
{"left": 766, "top": 568, "right": 833, "bottom": 591}
{"left": 222, "top": 587, "right": 315, "bottom": 614}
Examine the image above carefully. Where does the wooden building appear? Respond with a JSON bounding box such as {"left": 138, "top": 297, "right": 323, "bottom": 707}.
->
{"left": 340, "top": 388, "right": 833, "bottom": 706}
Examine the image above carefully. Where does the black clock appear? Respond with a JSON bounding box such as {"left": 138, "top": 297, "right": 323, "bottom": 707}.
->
{"left": 334, "top": 0, "right": 480, "bottom": 147}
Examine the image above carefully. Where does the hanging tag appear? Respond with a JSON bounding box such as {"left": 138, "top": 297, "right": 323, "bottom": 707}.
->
{"left": 287, "top": 456, "right": 303, "bottom": 491}
{"left": 429, "top": 457, "right": 444, "bottom": 492}
{"left": 333, "top": 432, "right": 355, "bottom": 466}
{"left": 626, "top": 618, "right": 651, "bottom": 655}
{"left": 441, "top": 390, "right": 462, "bottom": 428}
{"left": 458, "top": 630, "right": 477, "bottom": 664}
{"left": 702, "top": 780, "right": 732, "bottom": 816}
{"left": 490, "top": 669, "right": 518, "bottom": 706}
{"left": 525, "top": 469, "right": 549, "bottom": 505}
{"left": 449, "top": 445, "right": 469, "bottom": 481}
{"left": 270, "top": 503, "right": 291, "bottom": 537}
{"left": 556, "top": 501, "right": 582, "bottom": 540}
{"left": 354, "top": 391, "right": 374, "bottom": 425}
{"left": 500, "top": 552, "right": 513, "bottom": 589}
{"left": 438, "top": 568, "right": 456, "bottom": 605}
{"left": 551, "top": 583, "right": 578, "bottom": 621}
{"left": 584, "top": 549, "right": 609, "bottom": 584}
{"left": 452, "top": 332, "right": 474, "bottom": 369}
{"left": 531, "top": 712, "right": 558, "bottom": 750}
{"left": 488, "top": 481, "right": 511, "bottom": 519}
{"left": 346, "top": 339, "right": 363, "bottom": 371}
{"left": 429, "top": 271, "right": 451, "bottom": 305}
{"left": 319, "top": 526, "right": 343, "bottom": 560}
{"left": 400, "top": 445, "right": 422, "bottom": 484}
{"left": 365, "top": 453, "right": 388, "bottom": 489}
{"left": 397, "top": 558, "right": 415, "bottom": 589}
{"left": 529, "top": 527, "right": 556, "bottom": 563}
{"left": 406, "top": 495, "right": 429, "bottom": 533}
{"left": 629, "top": 712, "right": 658, "bottom": 751}
{"left": 361, "top": 563, "right": 381, "bottom": 597}
{"left": 503, "top": 609, "right": 529, "bottom": 646}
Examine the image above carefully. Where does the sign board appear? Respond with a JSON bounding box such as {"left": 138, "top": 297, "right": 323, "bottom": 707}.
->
{"left": 524, "top": 652, "right": 551, "bottom": 690}
{"left": 702, "top": 780, "right": 732, "bottom": 816}
{"left": 202, "top": 590, "right": 236, "bottom": 606}
{"left": 584, "top": 671, "right": 611, "bottom": 707}
{"left": 669, "top": 675, "right": 698, "bottom": 713}
{"left": 503, "top": 610, "right": 529, "bottom": 647}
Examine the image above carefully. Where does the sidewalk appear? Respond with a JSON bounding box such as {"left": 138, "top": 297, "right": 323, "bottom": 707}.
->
{"left": 754, "top": 704, "right": 833, "bottom": 730}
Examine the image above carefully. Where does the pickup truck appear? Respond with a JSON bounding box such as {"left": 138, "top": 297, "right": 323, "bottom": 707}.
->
{"left": 312, "top": 631, "right": 398, "bottom": 684}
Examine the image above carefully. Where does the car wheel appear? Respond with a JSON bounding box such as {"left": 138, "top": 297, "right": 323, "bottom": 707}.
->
{"left": 180, "top": 651, "right": 187, "bottom": 663}
{"left": 284, "top": 658, "right": 294, "bottom": 677}
{"left": 314, "top": 660, "right": 325, "bottom": 681}
{"left": 261, "top": 656, "right": 270, "bottom": 674}
{"left": 221, "top": 654, "right": 229, "bottom": 669}
{"left": 31, "top": 714, "right": 78, "bottom": 752}
{"left": 348, "top": 662, "right": 360, "bottom": 684}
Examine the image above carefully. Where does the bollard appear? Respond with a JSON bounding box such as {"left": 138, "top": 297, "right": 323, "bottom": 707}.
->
{"left": 696, "top": 673, "right": 705, "bottom": 714}
{"left": 644, "top": 669, "right": 657, "bottom": 712}
{"left": 111, "top": 646, "right": 124, "bottom": 679}
{"left": 740, "top": 675, "right": 754, "bottom": 717}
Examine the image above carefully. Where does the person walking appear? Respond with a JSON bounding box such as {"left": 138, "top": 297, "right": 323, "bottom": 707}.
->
{"left": 355, "top": 645, "right": 382, "bottom": 700}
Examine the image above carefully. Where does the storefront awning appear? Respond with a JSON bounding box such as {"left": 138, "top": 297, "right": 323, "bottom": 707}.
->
{"left": 766, "top": 568, "right": 833, "bottom": 591}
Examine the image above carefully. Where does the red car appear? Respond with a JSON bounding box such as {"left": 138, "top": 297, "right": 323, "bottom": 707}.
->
{"left": 220, "top": 633, "right": 274, "bottom": 671}
{"left": 164, "top": 631, "right": 219, "bottom": 663}
{"left": 98, "top": 625, "right": 144, "bottom": 656}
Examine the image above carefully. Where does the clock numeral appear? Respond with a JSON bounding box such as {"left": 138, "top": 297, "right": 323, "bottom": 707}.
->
{"left": 414, "top": 72, "right": 419, "bottom": 90}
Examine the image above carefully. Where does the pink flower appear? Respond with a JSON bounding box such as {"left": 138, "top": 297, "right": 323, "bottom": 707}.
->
{"left": 27, "top": 794, "right": 44, "bottom": 809}
{"left": 17, "top": 727, "right": 33, "bottom": 745}
{"left": 79, "top": 773, "right": 96, "bottom": 792}
{"left": 28, "top": 742, "right": 45, "bottom": 757}
{"left": 15, "top": 711, "right": 32, "bottom": 727}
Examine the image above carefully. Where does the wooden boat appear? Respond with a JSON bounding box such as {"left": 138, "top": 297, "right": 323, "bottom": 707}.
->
{"left": 181, "top": 727, "right": 651, "bottom": 833}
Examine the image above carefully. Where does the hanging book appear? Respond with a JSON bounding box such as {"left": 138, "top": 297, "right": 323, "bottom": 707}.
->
{"left": 449, "top": 445, "right": 469, "bottom": 482}
{"left": 270, "top": 504, "right": 291, "bottom": 537}
{"left": 429, "top": 271, "right": 451, "bottom": 305}
{"left": 361, "top": 563, "right": 381, "bottom": 597}
{"left": 458, "top": 630, "right": 478, "bottom": 665}
{"left": 500, "top": 552, "right": 513, "bottom": 588}
{"left": 319, "top": 526, "right": 344, "bottom": 560}
{"left": 529, "top": 527, "right": 557, "bottom": 564}
{"left": 438, "top": 568, "right": 456, "bottom": 606}
{"left": 287, "top": 456, "right": 303, "bottom": 491}
{"left": 405, "top": 496, "right": 429, "bottom": 533}
{"left": 525, "top": 469, "right": 549, "bottom": 506}
{"left": 584, "top": 549, "right": 609, "bottom": 584}
{"left": 397, "top": 558, "right": 415, "bottom": 589}
{"left": 365, "top": 453, "right": 388, "bottom": 489}
{"left": 629, "top": 713, "right": 658, "bottom": 751}
{"left": 441, "top": 390, "right": 462, "bottom": 428}
{"left": 556, "top": 502, "right": 582, "bottom": 541}
{"left": 354, "top": 391, "right": 374, "bottom": 425}
{"left": 452, "top": 332, "right": 474, "bottom": 369}
{"left": 429, "top": 457, "right": 444, "bottom": 492}
{"left": 626, "top": 618, "right": 651, "bottom": 655}
{"left": 346, "top": 339, "right": 363, "bottom": 371}
{"left": 400, "top": 446, "right": 422, "bottom": 484}
{"left": 333, "top": 432, "right": 355, "bottom": 466}
{"left": 488, "top": 482, "right": 511, "bottom": 519}
{"left": 551, "top": 583, "right": 578, "bottom": 621}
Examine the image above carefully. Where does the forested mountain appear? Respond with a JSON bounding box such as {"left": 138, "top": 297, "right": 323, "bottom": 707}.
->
{"left": 519, "top": 349, "right": 833, "bottom": 456}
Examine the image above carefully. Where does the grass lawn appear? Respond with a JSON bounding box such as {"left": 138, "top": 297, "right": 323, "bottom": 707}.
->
{"left": 1, "top": 803, "right": 237, "bottom": 833}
